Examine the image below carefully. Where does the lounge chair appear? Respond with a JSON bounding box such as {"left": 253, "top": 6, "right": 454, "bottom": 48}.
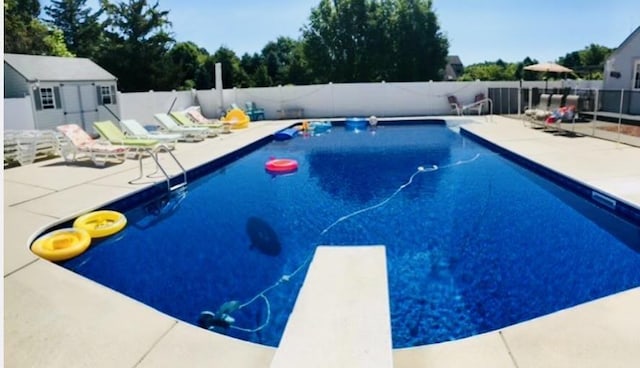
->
{"left": 221, "top": 108, "right": 250, "bottom": 129}
{"left": 245, "top": 101, "right": 265, "bottom": 121}
{"left": 4, "top": 129, "right": 60, "bottom": 166}
{"left": 524, "top": 93, "right": 551, "bottom": 118}
{"left": 186, "top": 108, "right": 221, "bottom": 124}
{"left": 119, "top": 119, "right": 180, "bottom": 149}
{"left": 153, "top": 113, "right": 209, "bottom": 142}
{"left": 56, "top": 123, "right": 127, "bottom": 166}
{"left": 169, "top": 111, "right": 227, "bottom": 136}
{"left": 544, "top": 95, "right": 580, "bottom": 131}
{"left": 447, "top": 94, "right": 487, "bottom": 115}
{"left": 93, "top": 121, "right": 161, "bottom": 158}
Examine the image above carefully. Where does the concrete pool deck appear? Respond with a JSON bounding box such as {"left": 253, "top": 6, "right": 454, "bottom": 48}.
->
{"left": 4, "top": 116, "right": 640, "bottom": 367}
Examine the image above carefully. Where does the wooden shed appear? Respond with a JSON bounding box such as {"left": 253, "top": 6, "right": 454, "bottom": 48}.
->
{"left": 4, "top": 53, "right": 119, "bottom": 132}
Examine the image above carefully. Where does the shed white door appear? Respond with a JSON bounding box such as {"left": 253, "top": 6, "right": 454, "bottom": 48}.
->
{"left": 61, "top": 83, "right": 99, "bottom": 132}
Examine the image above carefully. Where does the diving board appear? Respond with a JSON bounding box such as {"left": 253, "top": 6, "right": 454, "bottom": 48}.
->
{"left": 270, "top": 245, "right": 392, "bottom": 368}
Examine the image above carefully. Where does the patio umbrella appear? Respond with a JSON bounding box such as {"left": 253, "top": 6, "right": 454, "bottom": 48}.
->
{"left": 524, "top": 62, "right": 574, "bottom": 90}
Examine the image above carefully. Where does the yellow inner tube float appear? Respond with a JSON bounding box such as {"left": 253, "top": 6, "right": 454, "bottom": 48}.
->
{"left": 31, "top": 228, "right": 91, "bottom": 261}
{"left": 73, "top": 210, "right": 127, "bottom": 238}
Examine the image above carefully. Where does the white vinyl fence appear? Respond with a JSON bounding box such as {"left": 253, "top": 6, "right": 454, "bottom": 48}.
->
{"left": 5, "top": 79, "right": 599, "bottom": 131}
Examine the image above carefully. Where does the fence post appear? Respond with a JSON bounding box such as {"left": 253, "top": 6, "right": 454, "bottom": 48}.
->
{"left": 617, "top": 89, "right": 624, "bottom": 144}
{"left": 329, "top": 82, "right": 334, "bottom": 118}
{"left": 517, "top": 80, "right": 522, "bottom": 116}
{"left": 592, "top": 88, "right": 599, "bottom": 136}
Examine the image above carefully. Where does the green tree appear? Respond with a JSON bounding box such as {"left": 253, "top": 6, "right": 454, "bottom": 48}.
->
{"left": 287, "top": 42, "right": 313, "bottom": 85}
{"left": 393, "top": 0, "right": 448, "bottom": 81}
{"left": 98, "top": 0, "right": 174, "bottom": 91}
{"left": 252, "top": 64, "right": 273, "bottom": 87}
{"left": 195, "top": 56, "right": 216, "bottom": 89}
{"left": 212, "top": 46, "right": 250, "bottom": 88}
{"left": 302, "top": 0, "right": 448, "bottom": 83}
{"left": 43, "top": 0, "right": 104, "bottom": 58}
{"left": 5, "top": 0, "right": 72, "bottom": 56}
{"left": 240, "top": 53, "right": 264, "bottom": 82}
{"left": 303, "top": 0, "right": 371, "bottom": 82}
{"left": 261, "top": 37, "right": 300, "bottom": 85}
{"left": 167, "top": 41, "right": 208, "bottom": 90}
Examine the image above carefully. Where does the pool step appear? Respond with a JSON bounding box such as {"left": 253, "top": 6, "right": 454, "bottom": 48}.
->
{"left": 270, "top": 246, "right": 393, "bottom": 368}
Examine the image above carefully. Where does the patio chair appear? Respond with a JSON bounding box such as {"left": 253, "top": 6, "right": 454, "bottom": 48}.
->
{"left": 532, "top": 94, "right": 564, "bottom": 122}
{"left": 119, "top": 119, "right": 180, "bottom": 149}
{"left": 153, "top": 113, "right": 209, "bottom": 142}
{"left": 93, "top": 121, "right": 161, "bottom": 158}
{"left": 56, "top": 123, "right": 127, "bottom": 167}
{"left": 447, "top": 94, "right": 486, "bottom": 115}
{"left": 524, "top": 93, "right": 551, "bottom": 118}
{"left": 544, "top": 95, "right": 581, "bottom": 131}
{"left": 245, "top": 101, "right": 265, "bottom": 121}
{"left": 169, "top": 111, "right": 226, "bottom": 136}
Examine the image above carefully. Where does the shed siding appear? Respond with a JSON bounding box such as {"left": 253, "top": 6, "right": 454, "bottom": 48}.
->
{"left": 4, "top": 64, "right": 31, "bottom": 98}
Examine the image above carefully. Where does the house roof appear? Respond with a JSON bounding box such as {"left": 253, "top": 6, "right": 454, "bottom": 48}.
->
{"left": 447, "top": 55, "right": 462, "bottom": 65}
{"left": 4, "top": 53, "right": 116, "bottom": 82}
{"left": 609, "top": 26, "right": 640, "bottom": 59}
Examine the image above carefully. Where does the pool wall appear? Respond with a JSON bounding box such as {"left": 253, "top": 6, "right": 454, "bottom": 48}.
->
{"left": 460, "top": 127, "right": 640, "bottom": 228}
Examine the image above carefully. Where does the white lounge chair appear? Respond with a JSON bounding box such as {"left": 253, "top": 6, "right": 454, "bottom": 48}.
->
{"left": 4, "top": 129, "right": 60, "bottom": 166}
{"left": 153, "top": 113, "right": 209, "bottom": 142}
{"left": 120, "top": 119, "right": 180, "bottom": 149}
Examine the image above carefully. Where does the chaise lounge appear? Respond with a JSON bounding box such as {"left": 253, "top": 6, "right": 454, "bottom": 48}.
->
{"left": 93, "top": 121, "right": 161, "bottom": 157}
{"left": 119, "top": 119, "right": 180, "bottom": 149}
{"left": 56, "top": 123, "right": 127, "bottom": 167}
{"left": 153, "top": 113, "right": 209, "bottom": 142}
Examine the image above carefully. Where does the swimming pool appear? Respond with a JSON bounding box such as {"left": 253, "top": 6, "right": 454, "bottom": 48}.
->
{"left": 58, "top": 122, "right": 640, "bottom": 348}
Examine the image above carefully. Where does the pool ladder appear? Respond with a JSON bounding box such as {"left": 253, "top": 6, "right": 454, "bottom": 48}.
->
{"left": 129, "top": 144, "right": 187, "bottom": 192}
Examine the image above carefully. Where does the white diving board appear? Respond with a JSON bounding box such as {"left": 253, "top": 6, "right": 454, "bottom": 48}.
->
{"left": 270, "top": 246, "right": 393, "bottom": 368}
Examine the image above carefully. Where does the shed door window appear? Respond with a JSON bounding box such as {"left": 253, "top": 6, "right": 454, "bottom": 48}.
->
{"left": 633, "top": 60, "right": 640, "bottom": 90}
{"left": 40, "top": 88, "right": 56, "bottom": 109}
{"left": 98, "top": 85, "right": 117, "bottom": 105}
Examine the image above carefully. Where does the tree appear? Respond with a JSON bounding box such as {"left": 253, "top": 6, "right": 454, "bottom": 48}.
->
{"left": 212, "top": 46, "right": 250, "bottom": 88}
{"left": 392, "top": 0, "right": 448, "bottom": 81}
{"left": 302, "top": 0, "right": 372, "bottom": 83}
{"left": 5, "top": 0, "right": 72, "bottom": 56}
{"left": 167, "top": 41, "right": 209, "bottom": 90}
{"left": 44, "top": 0, "right": 104, "bottom": 58}
{"left": 261, "top": 37, "right": 301, "bottom": 85}
{"left": 302, "top": 0, "right": 448, "bottom": 83}
{"left": 98, "top": 0, "right": 174, "bottom": 91}
{"left": 558, "top": 44, "right": 612, "bottom": 79}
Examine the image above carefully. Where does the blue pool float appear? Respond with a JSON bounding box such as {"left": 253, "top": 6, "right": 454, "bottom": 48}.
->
{"left": 274, "top": 128, "right": 299, "bottom": 141}
{"left": 310, "top": 121, "right": 332, "bottom": 134}
{"left": 345, "top": 117, "right": 368, "bottom": 131}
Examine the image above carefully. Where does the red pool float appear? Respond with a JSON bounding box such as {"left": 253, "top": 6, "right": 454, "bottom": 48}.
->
{"left": 265, "top": 158, "right": 298, "bottom": 174}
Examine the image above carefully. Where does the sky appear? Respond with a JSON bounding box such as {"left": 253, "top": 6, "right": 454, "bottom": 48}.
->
{"left": 42, "top": 0, "right": 639, "bottom": 65}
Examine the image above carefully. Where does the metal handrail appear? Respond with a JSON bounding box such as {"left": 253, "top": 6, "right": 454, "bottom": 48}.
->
{"left": 129, "top": 144, "right": 187, "bottom": 192}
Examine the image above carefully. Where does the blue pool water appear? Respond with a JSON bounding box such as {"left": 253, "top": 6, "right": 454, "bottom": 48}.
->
{"left": 60, "top": 123, "right": 640, "bottom": 348}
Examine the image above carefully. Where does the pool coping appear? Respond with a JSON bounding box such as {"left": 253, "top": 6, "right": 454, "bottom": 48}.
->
{"left": 4, "top": 116, "right": 640, "bottom": 367}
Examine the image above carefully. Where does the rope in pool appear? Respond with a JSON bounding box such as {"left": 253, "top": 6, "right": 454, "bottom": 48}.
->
{"left": 198, "top": 153, "right": 481, "bottom": 333}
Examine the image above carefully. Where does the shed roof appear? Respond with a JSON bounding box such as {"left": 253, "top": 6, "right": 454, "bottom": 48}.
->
{"left": 4, "top": 53, "right": 116, "bottom": 82}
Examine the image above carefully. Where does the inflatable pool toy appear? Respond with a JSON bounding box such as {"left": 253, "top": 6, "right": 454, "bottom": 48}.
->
{"left": 73, "top": 210, "right": 127, "bottom": 238}
{"left": 345, "top": 117, "right": 368, "bottom": 131}
{"left": 274, "top": 128, "right": 299, "bottom": 141}
{"left": 221, "top": 108, "right": 250, "bottom": 129}
{"left": 298, "top": 121, "right": 310, "bottom": 131}
{"left": 310, "top": 121, "right": 332, "bottom": 134}
{"left": 31, "top": 228, "right": 91, "bottom": 261}
{"left": 265, "top": 159, "right": 298, "bottom": 174}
